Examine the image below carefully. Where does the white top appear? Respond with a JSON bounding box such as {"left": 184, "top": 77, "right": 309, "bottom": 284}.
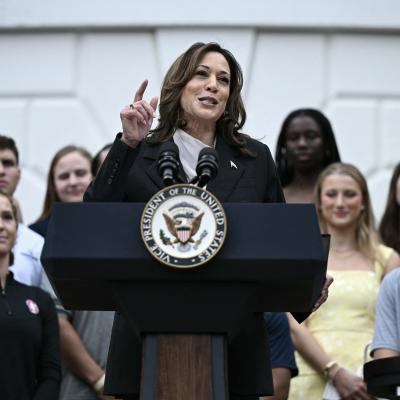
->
{"left": 10, "top": 223, "right": 44, "bottom": 287}
{"left": 173, "top": 128, "right": 213, "bottom": 182}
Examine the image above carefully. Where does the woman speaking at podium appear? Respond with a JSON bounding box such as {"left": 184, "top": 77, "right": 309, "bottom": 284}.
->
{"left": 85, "top": 42, "right": 330, "bottom": 399}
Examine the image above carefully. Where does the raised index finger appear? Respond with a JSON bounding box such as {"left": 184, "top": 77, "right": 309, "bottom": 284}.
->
{"left": 133, "top": 79, "right": 148, "bottom": 103}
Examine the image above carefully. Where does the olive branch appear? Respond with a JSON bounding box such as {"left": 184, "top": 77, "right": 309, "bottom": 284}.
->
{"left": 160, "top": 229, "right": 174, "bottom": 247}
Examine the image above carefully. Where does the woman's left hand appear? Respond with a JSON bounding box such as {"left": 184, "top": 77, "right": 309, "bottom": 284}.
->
{"left": 312, "top": 274, "right": 334, "bottom": 312}
{"left": 333, "top": 368, "right": 374, "bottom": 400}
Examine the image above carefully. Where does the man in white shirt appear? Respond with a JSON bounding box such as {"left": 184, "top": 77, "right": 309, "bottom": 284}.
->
{"left": 0, "top": 134, "right": 44, "bottom": 286}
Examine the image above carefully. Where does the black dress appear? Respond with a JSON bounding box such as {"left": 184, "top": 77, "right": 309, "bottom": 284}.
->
{"left": 84, "top": 133, "right": 285, "bottom": 399}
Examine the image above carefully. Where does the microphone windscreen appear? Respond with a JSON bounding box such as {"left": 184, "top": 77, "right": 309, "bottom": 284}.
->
{"left": 158, "top": 141, "right": 179, "bottom": 156}
{"left": 157, "top": 141, "right": 181, "bottom": 186}
{"left": 197, "top": 147, "right": 218, "bottom": 163}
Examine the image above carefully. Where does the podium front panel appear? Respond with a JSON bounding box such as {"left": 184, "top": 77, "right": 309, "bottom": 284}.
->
{"left": 42, "top": 203, "right": 327, "bottom": 319}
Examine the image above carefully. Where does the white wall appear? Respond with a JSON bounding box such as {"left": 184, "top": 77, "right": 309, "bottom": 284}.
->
{"left": 1, "top": 0, "right": 399, "bottom": 224}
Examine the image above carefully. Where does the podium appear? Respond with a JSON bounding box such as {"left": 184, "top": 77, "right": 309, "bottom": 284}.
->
{"left": 42, "top": 202, "right": 327, "bottom": 399}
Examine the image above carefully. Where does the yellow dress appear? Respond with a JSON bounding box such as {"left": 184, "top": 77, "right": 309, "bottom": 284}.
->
{"left": 289, "top": 244, "right": 393, "bottom": 400}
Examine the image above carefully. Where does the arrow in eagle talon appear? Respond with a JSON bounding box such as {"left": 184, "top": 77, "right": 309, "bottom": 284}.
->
{"left": 230, "top": 160, "right": 237, "bottom": 169}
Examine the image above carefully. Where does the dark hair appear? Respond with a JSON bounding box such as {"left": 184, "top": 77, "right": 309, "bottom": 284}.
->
{"left": 147, "top": 42, "right": 253, "bottom": 156}
{"left": 275, "top": 109, "right": 341, "bottom": 186}
{"left": 379, "top": 163, "right": 400, "bottom": 252}
{"left": 91, "top": 143, "right": 112, "bottom": 176}
{"left": 0, "top": 189, "right": 18, "bottom": 266}
{"left": 39, "top": 145, "right": 92, "bottom": 221}
{"left": 0, "top": 135, "right": 19, "bottom": 165}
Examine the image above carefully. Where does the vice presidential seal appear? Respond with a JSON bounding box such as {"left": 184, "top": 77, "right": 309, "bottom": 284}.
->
{"left": 141, "top": 184, "right": 226, "bottom": 268}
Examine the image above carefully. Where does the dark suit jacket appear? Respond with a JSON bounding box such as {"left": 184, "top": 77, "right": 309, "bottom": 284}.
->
{"left": 84, "top": 133, "right": 285, "bottom": 398}
{"left": 85, "top": 133, "right": 284, "bottom": 204}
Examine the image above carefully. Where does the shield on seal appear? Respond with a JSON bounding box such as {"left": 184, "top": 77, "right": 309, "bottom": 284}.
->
{"left": 177, "top": 227, "right": 191, "bottom": 244}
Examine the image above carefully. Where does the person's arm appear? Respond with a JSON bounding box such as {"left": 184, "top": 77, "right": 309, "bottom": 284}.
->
{"left": 374, "top": 348, "right": 400, "bottom": 358}
{"left": 84, "top": 80, "right": 157, "bottom": 203}
{"left": 260, "top": 368, "right": 292, "bottom": 400}
{"left": 47, "top": 280, "right": 113, "bottom": 400}
{"left": 33, "top": 291, "right": 61, "bottom": 400}
{"left": 59, "top": 316, "right": 103, "bottom": 383}
{"left": 287, "top": 314, "right": 372, "bottom": 400}
{"left": 58, "top": 315, "right": 114, "bottom": 399}
{"left": 260, "top": 313, "right": 297, "bottom": 400}
{"left": 372, "top": 270, "right": 400, "bottom": 359}
{"left": 287, "top": 313, "right": 331, "bottom": 370}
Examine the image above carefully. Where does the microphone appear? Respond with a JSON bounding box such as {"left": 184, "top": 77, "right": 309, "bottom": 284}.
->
{"left": 195, "top": 147, "right": 219, "bottom": 188}
{"left": 157, "top": 142, "right": 180, "bottom": 186}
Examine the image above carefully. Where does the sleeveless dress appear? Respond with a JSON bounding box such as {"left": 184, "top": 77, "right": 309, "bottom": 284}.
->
{"left": 289, "top": 244, "right": 393, "bottom": 399}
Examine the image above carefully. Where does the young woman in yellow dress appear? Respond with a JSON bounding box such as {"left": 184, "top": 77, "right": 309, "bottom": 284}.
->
{"left": 288, "top": 162, "right": 400, "bottom": 400}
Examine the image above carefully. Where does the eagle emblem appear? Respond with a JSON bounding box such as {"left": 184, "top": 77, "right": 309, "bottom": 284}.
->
{"left": 161, "top": 202, "right": 207, "bottom": 252}
{"left": 141, "top": 183, "right": 226, "bottom": 268}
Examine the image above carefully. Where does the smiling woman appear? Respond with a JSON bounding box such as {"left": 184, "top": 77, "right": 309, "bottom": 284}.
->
{"left": 320, "top": 173, "right": 365, "bottom": 233}
{"left": 288, "top": 162, "right": 400, "bottom": 400}
{"left": 178, "top": 51, "right": 230, "bottom": 144}
{"left": 142, "top": 42, "right": 251, "bottom": 156}
{"left": 29, "top": 145, "right": 92, "bottom": 237}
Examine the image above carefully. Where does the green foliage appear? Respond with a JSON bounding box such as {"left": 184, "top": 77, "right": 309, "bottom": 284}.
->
{"left": 160, "top": 229, "right": 174, "bottom": 247}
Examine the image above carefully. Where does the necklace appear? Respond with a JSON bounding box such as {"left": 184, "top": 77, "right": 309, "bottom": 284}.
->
{"left": 330, "top": 248, "right": 358, "bottom": 259}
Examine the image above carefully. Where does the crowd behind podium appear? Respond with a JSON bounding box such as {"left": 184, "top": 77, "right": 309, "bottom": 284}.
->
{"left": 1, "top": 102, "right": 400, "bottom": 398}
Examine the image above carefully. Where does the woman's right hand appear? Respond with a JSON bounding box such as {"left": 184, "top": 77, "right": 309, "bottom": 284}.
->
{"left": 333, "top": 368, "right": 374, "bottom": 399}
{"left": 120, "top": 79, "right": 158, "bottom": 148}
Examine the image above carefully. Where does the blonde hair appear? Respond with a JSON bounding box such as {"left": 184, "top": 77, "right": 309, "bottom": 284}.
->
{"left": 314, "top": 162, "right": 380, "bottom": 261}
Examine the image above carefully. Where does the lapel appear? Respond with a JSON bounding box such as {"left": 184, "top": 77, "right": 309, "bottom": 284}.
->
{"left": 207, "top": 138, "right": 245, "bottom": 201}
{"left": 143, "top": 140, "right": 187, "bottom": 190}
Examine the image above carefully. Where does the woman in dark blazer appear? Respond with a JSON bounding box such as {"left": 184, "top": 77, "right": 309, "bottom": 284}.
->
{"left": 85, "top": 42, "right": 331, "bottom": 400}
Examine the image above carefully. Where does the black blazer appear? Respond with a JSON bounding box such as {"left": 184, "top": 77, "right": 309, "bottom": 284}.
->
{"left": 85, "top": 133, "right": 285, "bottom": 204}
{"left": 84, "top": 134, "right": 285, "bottom": 398}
